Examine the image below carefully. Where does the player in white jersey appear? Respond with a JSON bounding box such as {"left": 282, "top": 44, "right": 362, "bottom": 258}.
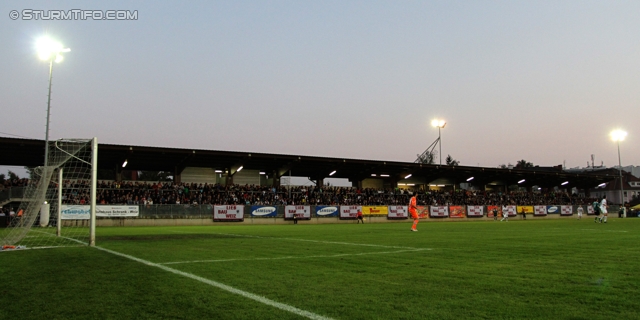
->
{"left": 500, "top": 209, "right": 508, "bottom": 222}
{"left": 600, "top": 195, "right": 608, "bottom": 223}
{"left": 576, "top": 206, "right": 583, "bottom": 220}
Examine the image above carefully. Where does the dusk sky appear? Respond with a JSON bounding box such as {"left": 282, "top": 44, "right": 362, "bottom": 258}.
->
{"left": 1, "top": 0, "right": 638, "bottom": 176}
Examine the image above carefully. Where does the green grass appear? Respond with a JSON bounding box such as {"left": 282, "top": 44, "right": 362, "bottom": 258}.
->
{"left": 2, "top": 219, "right": 640, "bottom": 319}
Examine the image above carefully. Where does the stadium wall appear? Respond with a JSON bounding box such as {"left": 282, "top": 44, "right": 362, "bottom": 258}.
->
{"left": 92, "top": 204, "right": 626, "bottom": 227}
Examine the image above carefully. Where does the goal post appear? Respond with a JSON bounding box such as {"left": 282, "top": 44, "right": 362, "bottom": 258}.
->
{"left": 90, "top": 137, "right": 97, "bottom": 246}
{"left": 1, "top": 137, "right": 97, "bottom": 249}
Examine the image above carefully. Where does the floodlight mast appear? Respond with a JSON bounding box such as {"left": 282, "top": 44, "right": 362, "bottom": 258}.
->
{"left": 37, "top": 36, "right": 70, "bottom": 168}
{"left": 610, "top": 129, "right": 627, "bottom": 213}
{"left": 415, "top": 119, "right": 446, "bottom": 165}
{"left": 431, "top": 119, "right": 446, "bottom": 165}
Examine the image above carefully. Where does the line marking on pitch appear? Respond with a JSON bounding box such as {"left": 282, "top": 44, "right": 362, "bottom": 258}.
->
{"left": 93, "top": 245, "right": 334, "bottom": 320}
{"left": 581, "top": 229, "right": 628, "bottom": 233}
{"left": 161, "top": 248, "right": 430, "bottom": 265}
{"left": 171, "top": 230, "right": 426, "bottom": 250}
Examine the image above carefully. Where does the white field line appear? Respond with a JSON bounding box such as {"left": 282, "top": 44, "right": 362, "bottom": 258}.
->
{"left": 0, "top": 245, "right": 83, "bottom": 252}
{"left": 161, "top": 248, "right": 430, "bottom": 265}
{"left": 581, "top": 229, "right": 628, "bottom": 233}
{"left": 170, "top": 230, "right": 424, "bottom": 250}
{"left": 93, "top": 246, "right": 334, "bottom": 320}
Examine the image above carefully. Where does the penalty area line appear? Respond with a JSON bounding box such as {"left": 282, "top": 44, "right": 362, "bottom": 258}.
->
{"left": 93, "top": 246, "right": 334, "bottom": 320}
{"left": 203, "top": 231, "right": 423, "bottom": 250}
{"left": 161, "top": 248, "right": 431, "bottom": 265}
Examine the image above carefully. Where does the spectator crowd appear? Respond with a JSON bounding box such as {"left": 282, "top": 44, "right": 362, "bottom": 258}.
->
{"left": 3, "top": 180, "right": 598, "bottom": 207}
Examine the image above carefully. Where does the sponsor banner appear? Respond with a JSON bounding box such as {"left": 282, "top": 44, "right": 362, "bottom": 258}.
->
{"left": 487, "top": 205, "right": 502, "bottom": 218}
{"left": 534, "top": 205, "right": 547, "bottom": 216}
{"left": 97, "top": 205, "right": 139, "bottom": 217}
{"left": 449, "top": 206, "right": 465, "bottom": 218}
{"left": 586, "top": 205, "right": 595, "bottom": 215}
{"left": 340, "top": 206, "right": 361, "bottom": 219}
{"left": 250, "top": 205, "right": 277, "bottom": 217}
{"left": 315, "top": 206, "right": 339, "bottom": 217}
{"left": 430, "top": 206, "right": 449, "bottom": 217}
{"left": 546, "top": 205, "right": 560, "bottom": 214}
{"left": 362, "top": 206, "right": 388, "bottom": 215}
{"left": 502, "top": 205, "right": 517, "bottom": 217}
{"left": 467, "top": 206, "right": 484, "bottom": 217}
{"left": 517, "top": 206, "right": 534, "bottom": 215}
{"left": 388, "top": 206, "right": 408, "bottom": 219}
{"left": 285, "top": 205, "right": 311, "bottom": 219}
{"left": 61, "top": 205, "right": 90, "bottom": 220}
{"left": 214, "top": 205, "right": 244, "bottom": 221}
{"left": 417, "top": 206, "right": 429, "bottom": 219}
{"left": 560, "top": 205, "right": 573, "bottom": 216}
{"left": 61, "top": 205, "right": 140, "bottom": 219}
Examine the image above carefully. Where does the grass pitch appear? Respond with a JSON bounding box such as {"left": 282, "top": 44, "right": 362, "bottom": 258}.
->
{"left": 2, "top": 218, "right": 639, "bottom": 319}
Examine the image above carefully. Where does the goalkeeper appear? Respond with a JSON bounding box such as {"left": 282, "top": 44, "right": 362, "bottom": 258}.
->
{"left": 409, "top": 192, "right": 420, "bottom": 232}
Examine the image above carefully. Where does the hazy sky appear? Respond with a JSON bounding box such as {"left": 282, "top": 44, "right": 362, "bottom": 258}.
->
{"left": 1, "top": 0, "right": 638, "bottom": 173}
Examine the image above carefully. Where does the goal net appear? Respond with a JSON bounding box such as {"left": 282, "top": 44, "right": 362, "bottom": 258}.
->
{"left": 1, "top": 138, "right": 97, "bottom": 249}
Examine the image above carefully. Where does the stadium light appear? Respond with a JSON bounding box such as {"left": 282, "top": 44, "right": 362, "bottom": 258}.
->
{"left": 431, "top": 119, "right": 446, "bottom": 128}
{"left": 237, "top": 166, "right": 243, "bottom": 172}
{"left": 329, "top": 170, "right": 336, "bottom": 176}
{"left": 404, "top": 174, "right": 412, "bottom": 179}
{"left": 259, "top": 172, "right": 266, "bottom": 175}
{"left": 122, "top": 159, "right": 128, "bottom": 168}
{"left": 561, "top": 181, "right": 569, "bottom": 186}
{"left": 37, "top": 36, "right": 70, "bottom": 169}
{"left": 518, "top": 179, "right": 525, "bottom": 184}
{"left": 215, "top": 170, "right": 222, "bottom": 173}
{"left": 466, "top": 177, "right": 474, "bottom": 182}
{"left": 598, "top": 183, "right": 606, "bottom": 187}
{"left": 380, "top": 174, "right": 390, "bottom": 177}
{"left": 431, "top": 119, "right": 446, "bottom": 165}
{"left": 37, "top": 36, "right": 70, "bottom": 61}
{"left": 371, "top": 174, "right": 377, "bottom": 177}
{"left": 610, "top": 129, "right": 627, "bottom": 210}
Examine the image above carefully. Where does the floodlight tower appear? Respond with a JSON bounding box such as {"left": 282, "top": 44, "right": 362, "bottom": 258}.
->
{"left": 36, "top": 36, "right": 70, "bottom": 168}
{"left": 610, "top": 129, "right": 627, "bottom": 211}
{"left": 431, "top": 119, "right": 446, "bottom": 165}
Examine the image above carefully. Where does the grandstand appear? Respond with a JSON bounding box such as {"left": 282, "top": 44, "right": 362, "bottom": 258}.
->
{"left": 0, "top": 136, "right": 612, "bottom": 192}
{"left": 0, "top": 136, "right": 623, "bottom": 227}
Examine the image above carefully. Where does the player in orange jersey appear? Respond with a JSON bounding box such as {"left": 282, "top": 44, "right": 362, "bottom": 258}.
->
{"left": 409, "top": 191, "right": 419, "bottom": 231}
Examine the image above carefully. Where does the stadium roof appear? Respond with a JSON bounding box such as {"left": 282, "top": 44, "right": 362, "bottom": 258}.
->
{"left": 0, "top": 137, "right": 615, "bottom": 189}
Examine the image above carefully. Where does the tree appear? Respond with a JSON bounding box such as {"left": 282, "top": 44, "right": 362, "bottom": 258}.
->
{"left": 498, "top": 163, "right": 513, "bottom": 169}
{"left": 515, "top": 160, "right": 533, "bottom": 169}
{"left": 416, "top": 151, "right": 437, "bottom": 164}
{"left": 8, "top": 171, "right": 20, "bottom": 180}
{"left": 445, "top": 155, "right": 459, "bottom": 166}
{"left": 0, "top": 173, "right": 5, "bottom": 184}
{"left": 24, "top": 166, "right": 36, "bottom": 179}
